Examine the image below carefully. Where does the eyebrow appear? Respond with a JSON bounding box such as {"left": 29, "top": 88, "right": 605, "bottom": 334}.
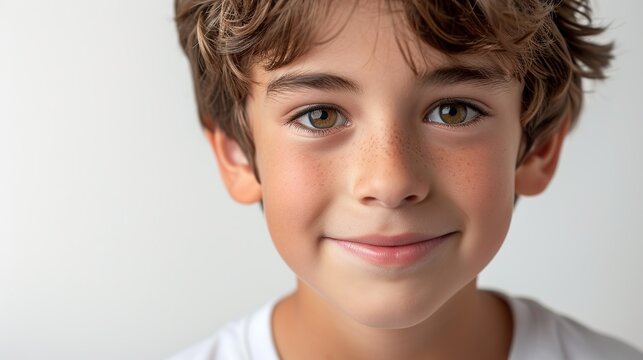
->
{"left": 266, "top": 72, "right": 360, "bottom": 97}
{"left": 417, "top": 65, "right": 511, "bottom": 88}
{"left": 265, "top": 65, "right": 511, "bottom": 98}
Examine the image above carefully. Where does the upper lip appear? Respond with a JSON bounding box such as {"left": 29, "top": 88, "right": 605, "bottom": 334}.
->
{"left": 325, "top": 232, "right": 452, "bottom": 247}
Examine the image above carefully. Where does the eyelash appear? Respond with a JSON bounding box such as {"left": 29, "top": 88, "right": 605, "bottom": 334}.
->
{"left": 424, "top": 98, "right": 489, "bottom": 128}
{"left": 286, "top": 99, "right": 489, "bottom": 137}
{"left": 286, "top": 104, "right": 351, "bottom": 137}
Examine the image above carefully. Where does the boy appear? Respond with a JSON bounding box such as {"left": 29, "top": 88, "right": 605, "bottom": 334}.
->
{"left": 171, "top": 0, "right": 643, "bottom": 359}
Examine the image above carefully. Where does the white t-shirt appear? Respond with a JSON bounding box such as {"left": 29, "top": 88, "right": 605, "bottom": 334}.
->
{"left": 168, "top": 292, "right": 643, "bottom": 360}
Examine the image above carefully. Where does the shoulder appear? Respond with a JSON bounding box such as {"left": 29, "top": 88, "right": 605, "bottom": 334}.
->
{"left": 500, "top": 293, "right": 643, "bottom": 360}
{"left": 166, "top": 299, "right": 280, "bottom": 360}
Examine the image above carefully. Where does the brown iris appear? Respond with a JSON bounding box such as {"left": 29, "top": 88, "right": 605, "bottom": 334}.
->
{"left": 439, "top": 104, "right": 468, "bottom": 125}
{"left": 308, "top": 109, "right": 338, "bottom": 129}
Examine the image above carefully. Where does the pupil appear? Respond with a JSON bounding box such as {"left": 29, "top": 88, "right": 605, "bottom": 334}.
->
{"left": 308, "top": 109, "right": 337, "bottom": 129}
{"left": 439, "top": 104, "right": 466, "bottom": 124}
{"left": 310, "top": 109, "right": 328, "bottom": 120}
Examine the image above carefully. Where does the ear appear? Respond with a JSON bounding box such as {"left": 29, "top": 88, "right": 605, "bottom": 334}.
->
{"left": 204, "top": 128, "right": 262, "bottom": 204}
{"left": 515, "top": 113, "right": 571, "bottom": 196}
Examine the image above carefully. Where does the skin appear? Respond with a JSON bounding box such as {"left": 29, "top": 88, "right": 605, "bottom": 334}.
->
{"left": 206, "top": 1, "right": 569, "bottom": 359}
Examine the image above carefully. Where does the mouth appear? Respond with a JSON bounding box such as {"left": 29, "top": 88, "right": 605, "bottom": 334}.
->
{"left": 325, "top": 232, "right": 455, "bottom": 267}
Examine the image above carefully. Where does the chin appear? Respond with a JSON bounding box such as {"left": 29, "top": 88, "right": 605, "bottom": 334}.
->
{"left": 344, "top": 302, "right": 436, "bottom": 330}
{"left": 336, "top": 288, "right": 445, "bottom": 330}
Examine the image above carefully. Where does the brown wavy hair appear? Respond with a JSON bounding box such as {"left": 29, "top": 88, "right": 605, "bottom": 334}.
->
{"left": 174, "top": 0, "right": 613, "bottom": 166}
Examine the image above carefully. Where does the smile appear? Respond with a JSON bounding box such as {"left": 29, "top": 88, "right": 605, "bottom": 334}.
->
{"left": 325, "top": 232, "right": 455, "bottom": 267}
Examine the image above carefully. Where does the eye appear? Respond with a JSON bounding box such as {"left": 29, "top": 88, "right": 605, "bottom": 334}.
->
{"left": 425, "top": 101, "right": 485, "bottom": 126}
{"left": 289, "top": 106, "right": 351, "bottom": 136}
{"left": 305, "top": 108, "right": 340, "bottom": 129}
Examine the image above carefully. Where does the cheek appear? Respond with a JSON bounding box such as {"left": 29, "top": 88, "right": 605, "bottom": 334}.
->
{"left": 255, "top": 140, "right": 338, "bottom": 268}
{"left": 448, "top": 145, "right": 515, "bottom": 216}
{"left": 433, "top": 135, "right": 518, "bottom": 266}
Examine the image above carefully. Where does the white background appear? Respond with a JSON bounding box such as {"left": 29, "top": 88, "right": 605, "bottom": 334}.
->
{"left": 1, "top": 1, "right": 642, "bottom": 359}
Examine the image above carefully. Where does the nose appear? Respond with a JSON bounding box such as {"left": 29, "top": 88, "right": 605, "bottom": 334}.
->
{"left": 352, "top": 127, "right": 430, "bottom": 209}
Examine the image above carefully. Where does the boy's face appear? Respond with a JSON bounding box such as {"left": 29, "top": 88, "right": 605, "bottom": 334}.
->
{"left": 223, "top": 2, "right": 535, "bottom": 328}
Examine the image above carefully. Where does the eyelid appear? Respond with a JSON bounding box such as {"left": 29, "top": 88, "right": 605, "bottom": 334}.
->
{"left": 286, "top": 104, "right": 351, "bottom": 137}
{"left": 429, "top": 98, "right": 490, "bottom": 115}
{"left": 425, "top": 98, "right": 490, "bottom": 126}
{"left": 287, "top": 103, "right": 347, "bottom": 122}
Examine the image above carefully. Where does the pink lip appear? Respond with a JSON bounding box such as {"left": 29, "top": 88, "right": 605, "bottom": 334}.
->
{"left": 326, "top": 232, "right": 454, "bottom": 266}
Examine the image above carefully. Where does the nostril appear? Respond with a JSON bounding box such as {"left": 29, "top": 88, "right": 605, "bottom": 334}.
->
{"left": 362, "top": 196, "right": 377, "bottom": 203}
{"left": 360, "top": 193, "right": 421, "bottom": 207}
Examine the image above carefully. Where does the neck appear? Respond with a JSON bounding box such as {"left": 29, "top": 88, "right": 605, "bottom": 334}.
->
{"left": 272, "top": 279, "right": 513, "bottom": 360}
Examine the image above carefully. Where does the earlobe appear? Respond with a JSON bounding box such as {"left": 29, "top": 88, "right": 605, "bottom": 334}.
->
{"left": 204, "top": 128, "right": 262, "bottom": 204}
{"left": 515, "top": 113, "right": 571, "bottom": 196}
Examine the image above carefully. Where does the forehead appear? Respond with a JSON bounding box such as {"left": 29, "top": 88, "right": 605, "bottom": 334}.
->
{"left": 249, "top": 0, "right": 515, "bottom": 96}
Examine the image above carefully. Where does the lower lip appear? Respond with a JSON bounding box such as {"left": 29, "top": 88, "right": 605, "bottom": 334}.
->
{"left": 329, "top": 234, "right": 452, "bottom": 267}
